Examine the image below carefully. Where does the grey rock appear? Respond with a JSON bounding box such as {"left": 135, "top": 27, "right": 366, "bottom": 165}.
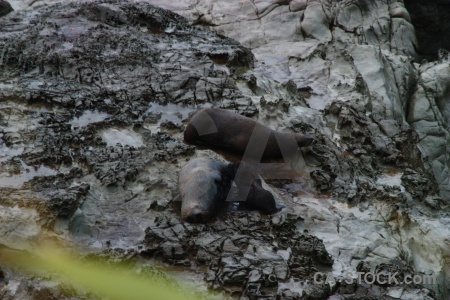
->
{"left": 301, "top": 1, "right": 332, "bottom": 42}
{"left": 1, "top": 0, "right": 450, "bottom": 299}
{"left": 302, "top": 283, "right": 331, "bottom": 300}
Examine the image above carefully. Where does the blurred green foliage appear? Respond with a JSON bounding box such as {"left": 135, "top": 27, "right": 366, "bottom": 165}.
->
{"left": 1, "top": 246, "right": 210, "bottom": 300}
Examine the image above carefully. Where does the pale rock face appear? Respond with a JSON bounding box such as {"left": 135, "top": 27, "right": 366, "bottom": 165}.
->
{"left": 148, "top": 0, "right": 418, "bottom": 120}
{"left": 301, "top": 1, "right": 332, "bottom": 42}
{"left": 0, "top": 206, "right": 40, "bottom": 249}
{"left": 290, "top": 0, "right": 307, "bottom": 12}
{"left": 408, "top": 55, "right": 450, "bottom": 199}
{"left": 390, "top": 1, "right": 412, "bottom": 22}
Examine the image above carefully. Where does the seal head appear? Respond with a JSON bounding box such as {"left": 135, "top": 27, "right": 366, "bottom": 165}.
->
{"left": 179, "top": 158, "right": 230, "bottom": 223}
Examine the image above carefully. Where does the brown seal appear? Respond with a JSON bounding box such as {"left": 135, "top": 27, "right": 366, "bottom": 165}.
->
{"left": 179, "top": 158, "right": 280, "bottom": 223}
{"left": 184, "top": 108, "right": 313, "bottom": 161}
{"left": 179, "top": 158, "right": 228, "bottom": 223}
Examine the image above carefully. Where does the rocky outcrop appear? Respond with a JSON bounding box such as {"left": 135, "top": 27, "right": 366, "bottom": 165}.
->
{"left": 407, "top": 51, "right": 450, "bottom": 201}
{"left": 151, "top": 0, "right": 416, "bottom": 118}
{"left": 144, "top": 212, "right": 333, "bottom": 298}
{"left": 1, "top": 0, "right": 450, "bottom": 299}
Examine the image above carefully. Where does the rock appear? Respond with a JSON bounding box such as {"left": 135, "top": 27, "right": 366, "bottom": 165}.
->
{"left": 1, "top": 0, "right": 450, "bottom": 299}
{"left": 407, "top": 59, "right": 450, "bottom": 199}
{"left": 160, "top": 241, "right": 186, "bottom": 260}
{"left": 47, "top": 184, "right": 89, "bottom": 218}
{"left": 248, "top": 269, "right": 262, "bottom": 283}
{"left": 390, "top": 2, "right": 411, "bottom": 23}
{"left": 142, "top": 211, "right": 332, "bottom": 298}
{"left": 301, "top": 1, "right": 332, "bottom": 42}
{"left": 302, "top": 283, "right": 331, "bottom": 300}
{"left": 290, "top": 0, "right": 307, "bottom": 12}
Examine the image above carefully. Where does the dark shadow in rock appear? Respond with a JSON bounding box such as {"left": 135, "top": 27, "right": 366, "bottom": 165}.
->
{"left": 405, "top": 0, "right": 450, "bottom": 61}
{"left": 0, "top": 0, "right": 13, "bottom": 18}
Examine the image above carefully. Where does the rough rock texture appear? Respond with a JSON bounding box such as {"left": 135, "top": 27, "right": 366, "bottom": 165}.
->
{"left": 1, "top": 0, "right": 450, "bottom": 299}
{"left": 149, "top": 0, "right": 417, "bottom": 116}
{"left": 144, "top": 212, "right": 332, "bottom": 298}
{"left": 144, "top": 1, "right": 450, "bottom": 298}
{"left": 407, "top": 51, "right": 450, "bottom": 203}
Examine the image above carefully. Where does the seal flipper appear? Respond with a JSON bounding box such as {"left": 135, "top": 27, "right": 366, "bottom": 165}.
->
{"left": 240, "top": 179, "right": 280, "bottom": 214}
{"left": 226, "top": 163, "right": 281, "bottom": 214}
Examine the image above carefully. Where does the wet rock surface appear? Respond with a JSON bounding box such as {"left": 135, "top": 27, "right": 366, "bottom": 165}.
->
{"left": 144, "top": 211, "right": 332, "bottom": 298}
{"left": 0, "top": 0, "right": 450, "bottom": 299}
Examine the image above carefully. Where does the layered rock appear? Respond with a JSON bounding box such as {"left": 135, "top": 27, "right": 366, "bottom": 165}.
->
{"left": 1, "top": 0, "right": 450, "bottom": 299}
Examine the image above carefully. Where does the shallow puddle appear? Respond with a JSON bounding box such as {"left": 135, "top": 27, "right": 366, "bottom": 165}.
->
{"left": 376, "top": 168, "right": 404, "bottom": 191}
{"left": 0, "top": 160, "right": 58, "bottom": 188}
{"left": 101, "top": 128, "right": 144, "bottom": 148}
{"left": 69, "top": 110, "right": 110, "bottom": 129}
{"left": 143, "top": 103, "right": 195, "bottom": 132}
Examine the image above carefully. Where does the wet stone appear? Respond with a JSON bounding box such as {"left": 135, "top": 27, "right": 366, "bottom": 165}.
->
{"left": 142, "top": 211, "right": 332, "bottom": 297}
{"left": 401, "top": 168, "right": 438, "bottom": 201}
{"left": 274, "top": 264, "right": 289, "bottom": 281}
{"left": 301, "top": 283, "right": 331, "bottom": 300}
{"left": 292, "top": 235, "right": 333, "bottom": 266}
{"left": 160, "top": 241, "right": 186, "bottom": 260}
{"left": 1, "top": 0, "right": 445, "bottom": 299}
{"left": 221, "top": 238, "right": 240, "bottom": 253}
{"left": 48, "top": 188, "right": 85, "bottom": 218}
{"left": 278, "top": 289, "right": 301, "bottom": 300}
{"left": 248, "top": 269, "right": 262, "bottom": 283}
{"left": 336, "top": 279, "right": 357, "bottom": 295}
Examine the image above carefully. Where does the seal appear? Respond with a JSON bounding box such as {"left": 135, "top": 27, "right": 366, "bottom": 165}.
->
{"left": 179, "top": 157, "right": 280, "bottom": 223}
{"left": 225, "top": 162, "right": 283, "bottom": 214}
{"left": 179, "top": 157, "right": 229, "bottom": 223}
{"left": 184, "top": 108, "right": 313, "bottom": 161}
{"left": 0, "top": 0, "right": 13, "bottom": 18}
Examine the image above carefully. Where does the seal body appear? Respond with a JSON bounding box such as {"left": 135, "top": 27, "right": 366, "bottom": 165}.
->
{"left": 0, "top": 0, "right": 13, "bottom": 18}
{"left": 184, "top": 108, "right": 313, "bottom": 160}
{"left": 179, "top": 158, "right": 280, "bottom": 223}
{"left": 179, "top": 157, "right": 230, "bottom": 223}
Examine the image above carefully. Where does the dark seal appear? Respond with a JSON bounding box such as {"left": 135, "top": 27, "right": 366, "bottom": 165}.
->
{"left": 184, "top": 108, "right": 313, "bottom": 161}
{"left": 179, "top": 157, "right": 230, "bottom": 223}
{"left": 179, "top": 157, "right": 280, "bottom": 223}
{"left": 0, "top": 0, "right": 13, "bottom": 18}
